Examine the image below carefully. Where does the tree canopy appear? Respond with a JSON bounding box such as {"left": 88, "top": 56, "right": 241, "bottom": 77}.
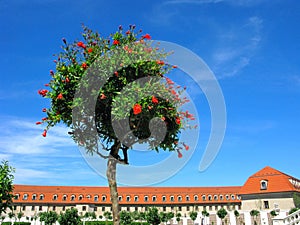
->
{"left": 0, "top": 160, "right": 15, "bottom": 214}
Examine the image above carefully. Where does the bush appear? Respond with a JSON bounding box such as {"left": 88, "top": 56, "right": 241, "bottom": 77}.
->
{"left": 1, "top": 222, "right": 12, "bottom": 225}
{"left": 14, "top": 223, "right": 31, "bottom": 225}
{"left": 84, "top": 221, "right": 149, "bottom": 225}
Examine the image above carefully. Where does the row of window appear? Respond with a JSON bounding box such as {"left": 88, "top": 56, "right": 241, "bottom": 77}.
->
{"left": 15, "top": 193, "right": 239, "bottom": 202}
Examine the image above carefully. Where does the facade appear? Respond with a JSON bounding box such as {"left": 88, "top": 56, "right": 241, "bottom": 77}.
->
{"left": 4, "top": 166, "right": 300, "bottom": 225}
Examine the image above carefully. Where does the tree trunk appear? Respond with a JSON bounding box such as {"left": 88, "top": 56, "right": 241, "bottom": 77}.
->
{"left": 107, "top": 156, "right": 120, "bottom": 225}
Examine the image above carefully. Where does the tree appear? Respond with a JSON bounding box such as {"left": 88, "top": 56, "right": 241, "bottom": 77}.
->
{"left": 58, "top": 208, "right": 81, "bottom": 225}
{"left": 166, "top": 212, "right": 174, "bottom": 225}
{"left": 293, "top": 193, "right": 300, "bottom": 208}
{"left": 8, "top": 212, "right": 15, "bottom": 222}
{"left": 104, "top": 211, "right": 112, "bottom": 225}
{"left": 189, "top": 211, "right": 198, "bottom": 224}
{"left": 17, "top": 211, "right": 24, "bottom": 222}
{"left": 120, "top": 211, "right": 133, "bottom": 225}
{"left": 146, "top": 207, "right": 161, "bottom": 225}
{"left": 0, "top": 160, "right": 15, "bottom": 214}
{"left": 234, "top": 210, "right": 240, "bottom": 225}
{"left": 159, "top": 212, "right": 168, "bottom": 224}
{"left": 250, "top": 209, "right": 260, "bottom": 225}
{"left": 37, "top": 25, "right": 195, "bottom": 225}
{"left": 217, "top": 208, "right": 228, "bottom": 225}
{"left": 176, "top": 212, "right": 181, "bottom": 223}
{"left": 39, "top": 211, "right": 58, "bottom": 225}
{"left": 202, "top": 210, "right": 209, "bottom": 225}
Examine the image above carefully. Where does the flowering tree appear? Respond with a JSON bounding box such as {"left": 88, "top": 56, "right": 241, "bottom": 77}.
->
{"left": 37, "top": 25, "right": 194, "bottom": 225}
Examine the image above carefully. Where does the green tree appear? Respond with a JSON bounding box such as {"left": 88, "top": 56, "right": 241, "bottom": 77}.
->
{"left": 159, "top": 212, "right": 168, "bottom": 224}
{"left": 293, "top": 193, "right": 300, "bottom": 208}
{"left": 146, "top": 207, "right": 161, "bottom": 225}
{"left": 120, "top": 211, "right": 133, "bottom": 225}
{"left": 17, "top": 211, "right": 24, "bottom": 222}
{"left": 58, "top": 208, "right": 81, "bottom": 225}
{"left": 189, "top": 211, "right": 198, "bottom": 224}
{"left": 166, "top": 212, "right": 174, "bottom": 225}
{"left": 39, "top": 211, "right": 58, "bottom": 225}
{"left": 202, "top": 210, "right": 209, "bottom": 225}
{"left": 176, "top": 212, "right": 181, "bottom": 223}
{"left": 289, "top": 208, "right": 299, "bottom": 215}
{"left": 0, "top": 161, "right": 15, "bottom": 214}
{"left": 217, "top": 208, "right": 228, "bottom": 225}
{"left": 250, "top": 210, "right": 260, "bottom": 225}
{"left": 103, "top": 211, "right": 112, "bottom": 225}
{"left": 234, "top": 210, "right": 240, "bottom": 225}
{"left": 8, "top": 212, "right": 15, "bottom": 222}
{"left": 37, "top": 25, "right": 195, "bottom": 225}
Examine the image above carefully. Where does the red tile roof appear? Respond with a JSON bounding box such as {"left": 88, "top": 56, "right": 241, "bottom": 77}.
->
{"left": 239, "top": 166, "right": 300, "bottom": 195}
{"left": 13, "top": 185, "right": 241, "bottom": 205}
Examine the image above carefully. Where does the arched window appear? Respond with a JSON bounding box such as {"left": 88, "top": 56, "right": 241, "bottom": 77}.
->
{"left": 231, "top": 195, "right": 235, "bottom": 200}
{"left": 260, "top": 180, "right": 268, "bottom": 190}
{"left": 220, "top": 195, "right": 224, "bottom": 200}
{"left": 102, "top": 195, "right": 106, "bottom": 202}
{"left": 226, "top": 195, "right": 230, "bottom": 200}
{"left": 186, "top": 195, "right": 190, "bottom": 201}
{"left": 202, "top": 195, "right": 206, "bottom": 201}
{"left": 39, "top": 194, "right": 44, "bottom": 200}
{"left": 134, "top": 196, "right": 138, "bottom": 202}
{"left": 23, "top": 194, "right": 28, "bottom": 200}
{"left": 14, "top": 194, "right": 20, "bottom": 200}
{"left": 152, "top": 196, "right": 157, "bottom": 202}
{"left": 94, "top": 195, "right": 99, "bottom": 202}
{"left": 78, "top": 195, "right": 83, "bottom": 201}
{"left": 170, "top": 196, "right": 174, "bottom": 202}
{"left": 178, "top": 196, "right": 182, "bottom": 202}
{"left": 86, "top": 195, "right": 91, "bottom": 200}
{"left": 32, "top": 194, "right": 37, "bottom": 200}
{"left": 126, "top": 196, "right": 130, "bottom": 202}
{"left": 144, "top": 196, "right": 149, "bottom": 202}
{"left": 62, "top": 194, "right": 67, "bottom": 201}
{"left": 194, "top": 195, "right": 199, "bottom": 201}
{"left": 118, "top": 196, "right": 122, "bottom": 202}
{"left": 71, "top": 195, "right": 76, "bottom": 201}
{"left": 162, "top": 196, "right": 166, "bottom": 202}
{"left": 214, "top": 195, "right": 218, "bottom": 201}
{"left": 208, "top": 195, "right": 212, "bottom": 201}
{"left": 53, "top": 194, "right": 58, "bottom": 200}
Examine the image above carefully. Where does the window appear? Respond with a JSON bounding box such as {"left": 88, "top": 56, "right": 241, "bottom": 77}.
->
{"left": 226, "top": 195, "right": 230, "bottom": 200}
{"left": 220, "top": 195, "right": 224, "bottom": 200}
{"left": 102, "top": 195, "right": 107, "bottom": 202}
{"left": 134, "top": 196, "right": 138, "bottom": 202}
{"left": 261, "top": 180, "right": 268, "bottom": 190}
{"left": 186, "top": 195, "right": 190, "bottom": 201}
{"left": 202, "top": 195, "right": 206, "bottom": 201}
{"left": 22, "top": 206, "right": 26, "bottom": 211}
{"left": 231, "top": 195, "right": 235, "bottom": 200}
{"left": 39, "top": 194, "right": 44, "bottom": 200}
{"left": 208, "top": 195, "right": 212, "bottom": 201}
{"left": 126, "top": 196, "right": 130, "bottom": 202}
{"left": 31, "top": 206, "right": 35, "bottom": 211}
{"left": 194, "top": 195, "right": 199, "bottom": 201}
{"left": 162, "top": 196, "right": 166, "bottom": 202}
{"left": 79, "top": 195, "right": 83, "bottom": 201}
{"left": 94, "top": 195, "right": 99, "bottom": 202}
{"left": 187, "top": 206, "right": 190, "bottom": 211}
{"left": 53, "top": 194, "right": 58, "bottom": 201}
{"left": 102, "top": 207, "right": 105, "bottom": 212}
{"left": 178, "top": 206, "right": 182, "bottom": 211}
{"left": 62, "top": 206, "right": 65, "bottom": 211}
{"left": 214, "top": 195, "right": 218, "bottom": 201}
{"left": 14, "top": 194, "right": 20, "bottom": 200}
{"left": 71, "top": 195, "right": 76, "bottom": 201}
{"left": 144, "top": 196, "right": 149, "bottom": 202}
{"left": 178, "top": 196, "right": 182, "bottom": 202}
{"left": 13, "top": 206, "right": 17, "bottom": 210}
{"left": 152, "top": 196, "right": 157, "bottom": 202}
{"left": 62, "top": 195, "right": 67, "bottom": 201}
{"left": 94, "top": 207, "right": 97, "bottom": 212}
{"left": 86, "top": 195, "right": 91, "bottom": 200}
{"left": 209, "top": 205, "right": 212, "bottom": 210}
{"left": 163, "top": 206, "right": 166, "bottom": 211}
{"left": 264, "top": 201, "right": 269, "bottom": 209}
{"left": 82, "top": 206, "right": 86, "bottom": 211}
{"left": 39, "top": 206, "right": 43, "bottom": 211}
{"left": 23, "top": 194, "right": 28, "bottom": 200}
{"left": 32, "top": 194, "right": 37, "bottom": 200}
{"left": 52, "top": 206, "right": 56, "bottom": 210}
{"left": 170, "top": 196, "right": 174, "bottom": 202}
{"left": 118, "top": 196, "right": 122, "bottom": 202}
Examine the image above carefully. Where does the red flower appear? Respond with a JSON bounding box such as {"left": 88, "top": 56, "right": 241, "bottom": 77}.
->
{"left": 148, "top": 105, "right": 153, "bottom": 110}
{"left": 114, "top": 71, "right": 118, "bottom": 76}
{"left": 42, "top": 117, "right": 48, "bottom": 121}
{"left": 133, "top": 104, "right": 142, "bottom": 115}
{"left": 152, "top": 96, "right": 158, "bottom": 104}
{"left": 42, "top": 130, "right": 47, "bottom": 137}
{"left": 175, "top": 117, "right": 181, "bottom": 125}
{"left": 113, "top": 40, "right": 120, "bottom": 45}
{"left": 42, "top": 108, "right": 47, "bottom": 112}
{"left": 177, "top": 151, "right": 183, "bottom": 158}
{"left": 100, "top": 93, "right": 106, "bottom": 99}
{"left": 156, "top": 60, "right": 165, "bottom": 65}
{"left": 87, "top": 48, "right": 93, "bottom": 53}
{"left": 44, "top": 84, "right": 49, "bottom": 87}
{"left": 172, "top": 65, "right": 178, "bottom": 68}
{"left": 36, "top": 121, "right": 42, "bottom": 125}
{"left": 38, "top": 89, "right": 48, "bottom": 97}
{"left": 65, "top": 77, "right": 70, "bottom": 83}
{"left": 166, "top": 78, "right": 174, "bottom": 85}
{"left": 50, "top": 70, "right": 54, "bottom": 75}
{"left": 81, "top": 62, "right": 88, "bottom": 69}
{"left": 126, "top": 30, "right": 130, "bottom": 35}
{"left": 183, "top": 143, "right": 189, "bottom": 151}
{"left": 77, "top": 41, "right": 86, "bottom": 49}
{"left": 57, "top": 93, "right": 63, "bottom": 99}
{"left": 142, "top": 34, "right": 151, "bottom": 40}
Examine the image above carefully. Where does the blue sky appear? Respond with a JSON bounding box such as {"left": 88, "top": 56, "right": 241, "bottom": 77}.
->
{"left": 1, "top": 0, "right": 300, "bottom": 187}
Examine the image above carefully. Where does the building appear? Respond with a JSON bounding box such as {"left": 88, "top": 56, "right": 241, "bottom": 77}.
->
{"left": 5, "top": 166, "right": 300, "bottom": 225}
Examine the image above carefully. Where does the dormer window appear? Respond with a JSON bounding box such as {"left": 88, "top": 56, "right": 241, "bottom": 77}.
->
{"left": 261, "top": 180, "right": 268, "bottom": 190}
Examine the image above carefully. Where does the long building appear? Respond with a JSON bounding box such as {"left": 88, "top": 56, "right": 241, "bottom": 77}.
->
{"left": 5, "top": 166, "right": 300, "bottom": 225}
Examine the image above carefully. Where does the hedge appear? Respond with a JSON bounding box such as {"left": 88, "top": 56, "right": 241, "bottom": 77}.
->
{"left": 84, "top": 222, "right": 149, "bottom": 225}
